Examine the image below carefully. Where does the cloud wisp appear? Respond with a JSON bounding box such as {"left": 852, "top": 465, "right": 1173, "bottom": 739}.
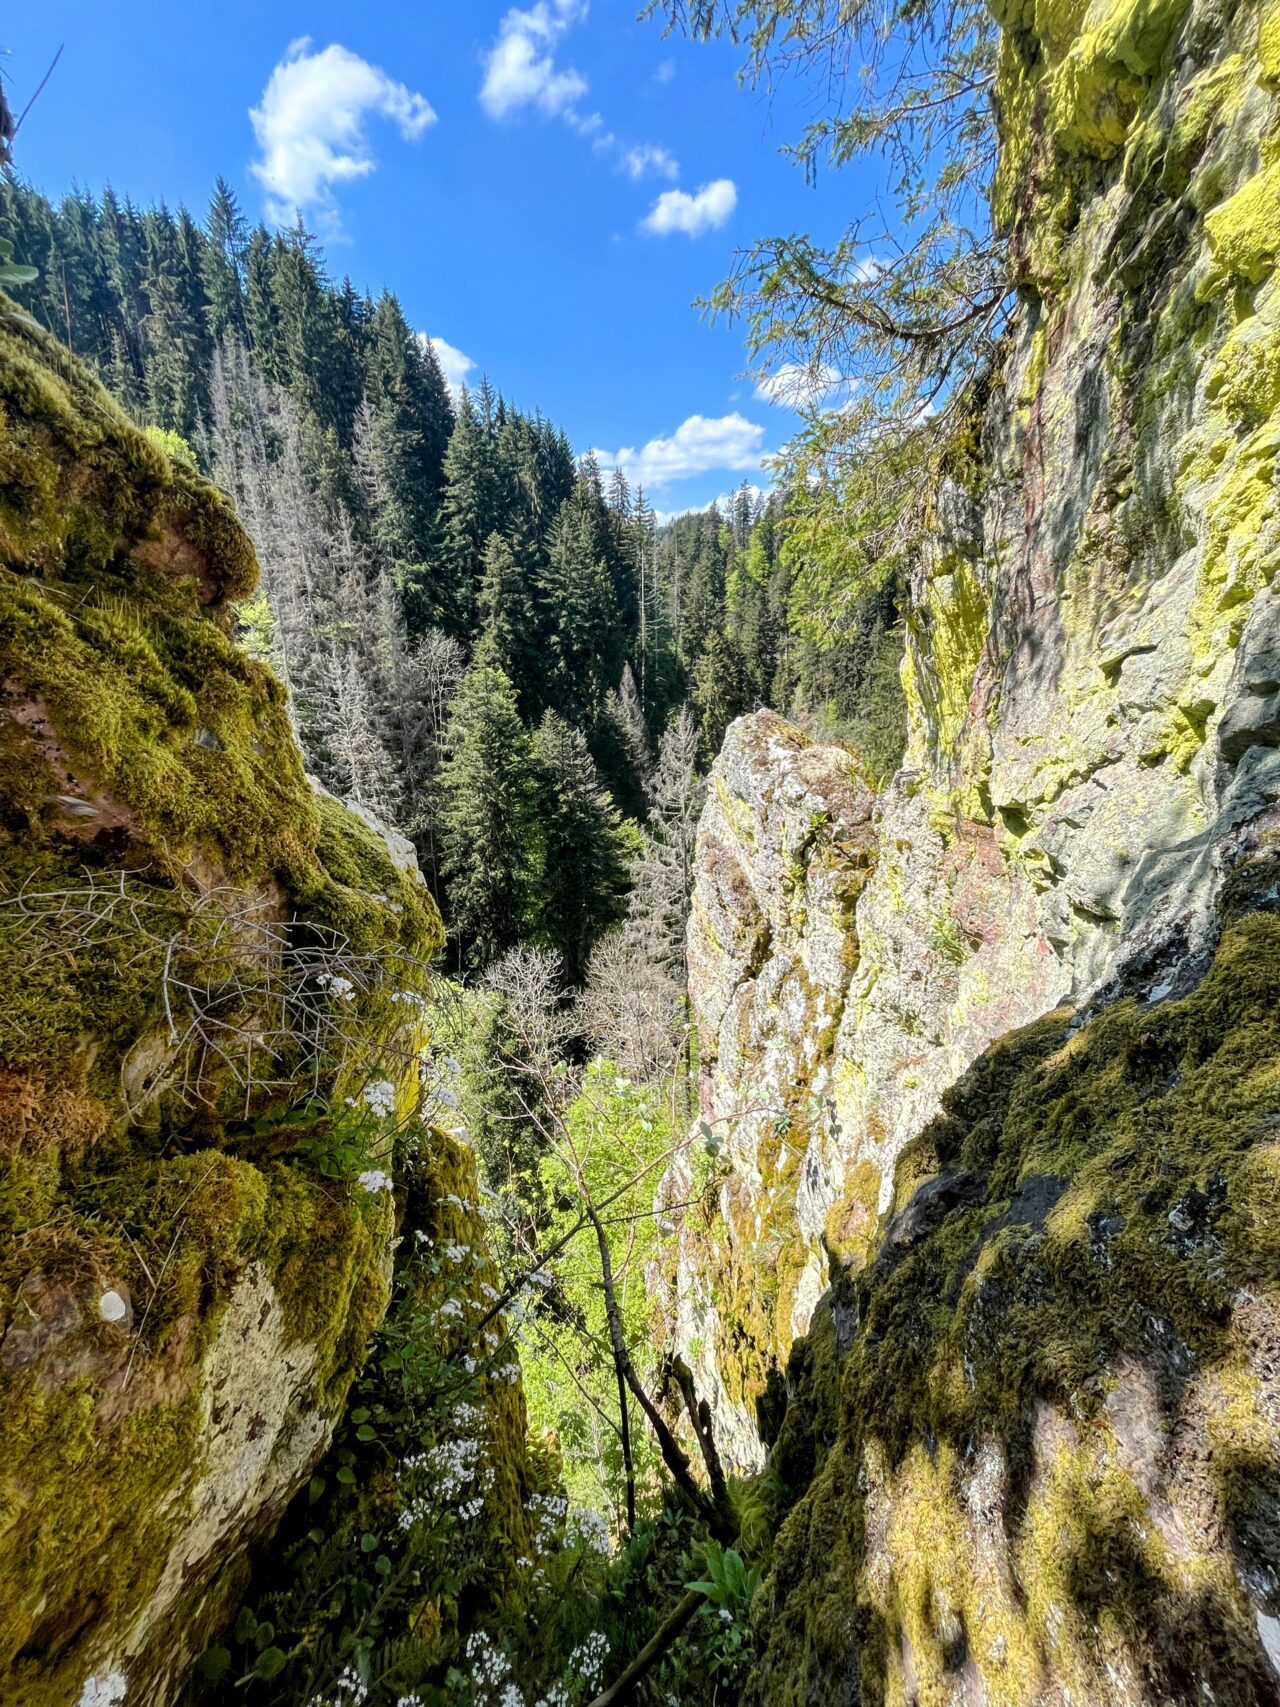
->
{"left": 591, "top": 412, "right": 768, "bottom": 490}
{"left": 641, "top": 178, "right": 737, "bottom": 238}
{"left": 422, "top": 334, "right": 478, "bottom": 399}
{"left": 480, "top": 1, "right": 589, "bottom": 121}
{"left": 622, "top": 143, "right": 679, "bottom": 182}
{"left": 753, "top": 362, "right": 849, "bottom": 410}
{"left": 251, "top": 38, "right": 436, "bottom": 228}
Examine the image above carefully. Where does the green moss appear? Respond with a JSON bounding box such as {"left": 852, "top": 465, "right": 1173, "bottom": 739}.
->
{"left": 1203, "top": 144, "right": 1280, "bottom": 289}
{"left": 905, "top": 549, "right": 989, "bottom": 766}
{"left": 1262, "top": 0, "right": 1280, "bottom": 83}
{"left": 749, "top": 878, "right": 1280, "bottom": 1705}
{"left": 0, "top": 257, "right": 444, "bottom": 1699}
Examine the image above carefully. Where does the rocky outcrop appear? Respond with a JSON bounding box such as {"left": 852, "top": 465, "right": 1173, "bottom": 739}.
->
{"left": 751, "top": 870, "right": 1280, "bottom": 1703}
{"left": 0, "top": 299, "right": 441, "bottom": 1705}
{"left": 668, "top": 0, "right": 1280, "bottom": 1483}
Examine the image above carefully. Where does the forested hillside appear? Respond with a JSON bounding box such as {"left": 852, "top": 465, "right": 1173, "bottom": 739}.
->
{"left": 0, "top": 175, "right": 905, "bottom": 974}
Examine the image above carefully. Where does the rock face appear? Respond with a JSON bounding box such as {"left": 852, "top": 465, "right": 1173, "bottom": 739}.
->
{"left": 668, "top": 0, "right": 1280, "bottom": 1695}
{"left": 669, "top": 0, "right": 1280, "bottom": 1481}
{"left": 0, "top": 300, "right": 441, "bottom": 1705}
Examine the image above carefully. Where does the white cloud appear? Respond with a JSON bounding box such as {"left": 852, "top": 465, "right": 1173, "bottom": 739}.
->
{"left": 250, "top": 38, "right": 436, "bottom": 226}
{"left": 420, "top": 334, "right": 477, "bottom": 399}
{"left": 653, "top": 58, "right": 677, "bottom": 86}
{"left": 480, "top": 1, "right": 589, "bottom": 120}
{"left": 653, "top": 483, "right": 767, "bottom": 525}
{"left": 641, "top": 178, "right": 737, "bottom": 238}
{"left": 590, "top": 412, "right": 767, "bottom": 489}
{"left": 754, "top": 362, "right": 848, "bottom": 409}
{"left": 622, "top": 143, "right": 679, "bottom": 182}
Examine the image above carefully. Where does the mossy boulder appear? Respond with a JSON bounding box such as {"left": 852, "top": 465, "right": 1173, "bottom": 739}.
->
{"left": 0, "top": 295, "right": 444, "bottom": 1703}
{"left": 748, "top": 867, "right": 1280, "bottom": 1704}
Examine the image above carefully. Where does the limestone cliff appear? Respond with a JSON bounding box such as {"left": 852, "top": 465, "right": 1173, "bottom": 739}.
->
{"left": 0, "top": 298, "right": 484, "bottom": 1706}
{"left": 665, "top": 0, "right": 1280, "bottom": 1695}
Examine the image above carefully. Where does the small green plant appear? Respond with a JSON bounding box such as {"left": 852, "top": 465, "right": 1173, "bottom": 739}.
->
{"left": 686, "top": 1544, "right": 763, "bottom": 1688}
{"left": 687, "top": 1543, "right": 762, "bottom": 1615}
{"left": 930, "top": 908, "right": 970, "bottom": 966}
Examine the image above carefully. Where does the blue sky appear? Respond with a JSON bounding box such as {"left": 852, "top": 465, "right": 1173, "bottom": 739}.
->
{"left": 2, "top": 2, "right": 867, "bottom": 514}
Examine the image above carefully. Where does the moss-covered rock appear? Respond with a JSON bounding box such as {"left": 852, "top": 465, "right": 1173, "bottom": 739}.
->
{"left": 749, "top": 871, "right": 1280, "bottom": 1703}
{"left": 668, "top": 0, "right": 1280, "bottom": 1527}
{"left": 0, "top": 295, "right": 445, "bottom": 1703}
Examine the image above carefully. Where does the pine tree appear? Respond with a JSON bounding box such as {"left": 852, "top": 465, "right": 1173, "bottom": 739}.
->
{"left": 476, "top": 531, "right": 541, "bottom": 712}
{"left": 244, "top": 226, "right": 284, "bottom": 382}
{"left": 691, "top": 628, "right": 747, "bottom": 761}
{"left": 531, "top": 711, "right": 633, "bottom": 982}
{"left": 434, "top": 664, "right": 541, "bottom": 966}
{"left": 538, "top": 489, "right": 621, "bottom": 727}
{"left": 428, "top": 388, "right": 498, "bottom": 634}
{"left": 362, "top": 292, "right": 453, "bottom": 568}
{"left": 203, "top": 177, "right": 247, "bottom": 345}
{"left": 140, "top": 207, "right": 206, "bottom": 436}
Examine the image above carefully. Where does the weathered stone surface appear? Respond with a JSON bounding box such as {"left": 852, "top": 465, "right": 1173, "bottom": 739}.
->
{"left": 0, "top": 300, "right": 438, "bottom": 1706}
{"left": 666, "top": 0, "right": 1280, "bottom": 1490}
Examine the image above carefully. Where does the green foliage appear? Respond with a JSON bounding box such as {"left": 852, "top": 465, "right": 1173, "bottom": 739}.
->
{"left": 520, "top": 1061, "right": 675, "bottom": 1519}
{"left": 531, "top": 712, "right": 635, "bottom": 981}
{"left": 434, "top": 663, "right": 541, "bottom": 965}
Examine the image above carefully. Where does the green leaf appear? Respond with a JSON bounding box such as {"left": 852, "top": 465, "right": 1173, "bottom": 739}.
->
{"left": 234, "top": 1607, "right": 258, "bottom": 1645}
{"left": 356, "top": 1423, "right": 377, "bottom": 1442}
{"left": 253, "top": 1647, "right": 287, "bottom": 1682}
{"left": 360, "top": 1531, "right": 378, "bottom": 1552}
{"left": 350, "top": 1407, "right": 371, "bottom": 1424}
{"left": 194, "top": 1647, "right": 232, "bottom": 1685}
{"left": 336, "top": 1464, "right": 356, "bottom": 1485}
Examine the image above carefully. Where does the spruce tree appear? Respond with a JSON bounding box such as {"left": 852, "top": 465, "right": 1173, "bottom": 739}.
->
{"left": 363, "top": 292, "right": 453, "bottom": 567}
{"left": 538, "top": 489, "right": 621, "bottom": 727}
{"left": 202, "top": 177, "right": 247, "bottom": 345}
{"left": 434, "top": 664, "right": 541, "bottom": 967}
{"left": 476, "top": 532, "right": 540, "bottom": 713}
{"left": 531, "top": 711, "right": 633, "bottom": 983}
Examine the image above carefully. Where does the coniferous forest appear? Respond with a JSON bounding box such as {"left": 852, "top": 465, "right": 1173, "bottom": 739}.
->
{"left": 1, "top": 175, "right": 906, "bottom": 976}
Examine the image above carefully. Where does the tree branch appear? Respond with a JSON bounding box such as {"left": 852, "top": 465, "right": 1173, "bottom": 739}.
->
{"left": 585, "top": 1588, "right": 708, "bottom": 1707}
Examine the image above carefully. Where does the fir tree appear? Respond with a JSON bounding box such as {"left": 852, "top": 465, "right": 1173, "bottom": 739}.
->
{"left": 476, "top": 532, "right": 540, "bottom": 713}
{"left": 362, "top": 292, "right": 453, "bottom": 568}
{"left": 434, "top": 664, "right": 541, "bottom": 966}
{"left": 531, "top": 711, "right": 633, "bottom": 983}
{"left": 202, "top": 177, "right": 247, "bottom": 345}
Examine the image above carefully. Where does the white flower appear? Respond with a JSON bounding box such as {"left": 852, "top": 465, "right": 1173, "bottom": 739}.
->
{"left": 361, "top": 1079, "right": 397, "bottom": 1117}
{"left": 98, "top": 1289, "right": 128, "bottom": 1323}
{"left": 357, "top": 1169, "right": 393, "bottom": 1194}
{"left": 316, "top": 971, "right": 356, "bottom": 1001}
{"left": 435, "top": 1088, "right": 460, "bottom": 1110}
{"left": 438, "top": 1298, "right": 463, "bottom": 1321}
